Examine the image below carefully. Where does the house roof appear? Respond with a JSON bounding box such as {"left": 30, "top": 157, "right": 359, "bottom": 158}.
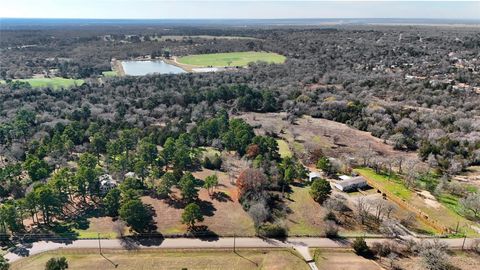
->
{"left": 335, "top": 176, "right": 366, "bottom": 188}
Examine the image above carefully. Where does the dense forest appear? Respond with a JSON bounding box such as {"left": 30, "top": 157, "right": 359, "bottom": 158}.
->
{"left": 1, "top": 25, "right": 479, "bottom": 173}
{"left": 0, "top": 24, "right": 480, "bottom": 238}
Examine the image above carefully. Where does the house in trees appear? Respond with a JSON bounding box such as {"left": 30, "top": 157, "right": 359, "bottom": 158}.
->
{"left": 334, "top": 176, "right": 368, "bottom": 192}
{"left": 99, "top": 174, "right": 117, "bottom": 194}
{"left": 308, "top": 171, "right": 322, "bottom": 182}
{"left": 124, "top": 172, "right": 137, "bottom": 179}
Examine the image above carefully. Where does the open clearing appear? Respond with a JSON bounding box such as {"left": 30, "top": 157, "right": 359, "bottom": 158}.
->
{"left": 11, "top": 248, "right": 309, "bottom": 270}
{"left": 176, "top": 51, "right": 286, "bottom": 67}
{"left": 277, "top": 139, "right": 293, "bottom": 158}
{"left": 237, "top": 112, "right": 423, "bottom": 168}
{"left": 143, "top": 166, "right": 256, "bottom": 236}
{"left": 154, "top": 35, "right": 258, "bottom": 41}
{"left": 101, "top": 71, "right": 118, "bottom": 77}
{"left": 0, "top": 77, "right": 85, "bottom": 89}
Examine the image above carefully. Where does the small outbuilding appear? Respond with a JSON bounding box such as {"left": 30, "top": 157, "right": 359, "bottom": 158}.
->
{"left": 99, "top": 174, "right": 117, "bottom": 194}
{"left": 124, "top": 171, "right": 137, "bottom": 179}
{"left": 308, "top": 172, "right": 322, "bottom": 182}
{"left": 334, "top": 176, "right": 368, "bottom": 192}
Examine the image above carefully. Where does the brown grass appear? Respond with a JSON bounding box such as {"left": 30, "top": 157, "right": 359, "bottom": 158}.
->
{"left": 11, "top": 248, "right": 309, "bottom": 270}
{"left": 142, "top": 168, "right": 255, "bottom": 236}
{"left": 392, "top": 251, "right": 480, "bottom": 270}
{"left": 314, "top": 249, "right": 381, "bottom": 270}
{"left": 237, "top": 112, "right": 423, "bottom": 168}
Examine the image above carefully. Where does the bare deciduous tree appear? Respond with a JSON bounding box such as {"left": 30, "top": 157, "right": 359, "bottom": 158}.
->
{"left": 419, "top": 239, "right": 450, "bottom": 270}
{"left": 248, "top": 201, "right": 269, "bottom": 228}
{"left": 355, "top": 197, "right": 372, "bottom": 225}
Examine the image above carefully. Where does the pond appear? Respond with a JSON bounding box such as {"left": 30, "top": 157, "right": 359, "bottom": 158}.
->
{"left": 121, "top": 60, "right": 186, "bottom": 76}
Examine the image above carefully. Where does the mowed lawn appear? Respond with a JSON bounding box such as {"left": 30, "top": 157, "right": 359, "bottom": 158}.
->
{"left": 285, "top": 185, "right": 328, "bottom": 236}
{"left": 177, "top": 51, "right": 286, "bottom": 67}
{"left": 1, "top": 77, "right": 84, "bottom": 89}
{"left": 355, "top": 168, "right": 412, "bottom": 200}
{"left": 276, "top": 139, "right": 293, "bottom": 158}
{"left": 11, "top": 249, "right": 309, "bottom": 270}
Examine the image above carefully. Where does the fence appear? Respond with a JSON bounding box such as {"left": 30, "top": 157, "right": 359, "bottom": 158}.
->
{"left": 358, "top": 171, "right": 450, "bottom": 234}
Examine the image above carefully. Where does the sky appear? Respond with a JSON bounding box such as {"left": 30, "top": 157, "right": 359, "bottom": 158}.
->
{"left": 2, "top": 0, "right": 480, "bottom": 20}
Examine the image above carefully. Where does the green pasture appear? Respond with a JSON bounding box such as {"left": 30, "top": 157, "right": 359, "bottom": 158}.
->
{"left": 1, "top": 77, "right": 85, "bottom": 89}
{"left": 177, "top": 51, "right": 286, "bottom": 67}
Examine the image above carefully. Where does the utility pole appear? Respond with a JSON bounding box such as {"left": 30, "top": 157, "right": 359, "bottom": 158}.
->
{"left": 233, "top": 233, "right": 236, "bottom": 253}
{"left": 98, "top": 233, "right": 102, "bottom": 255}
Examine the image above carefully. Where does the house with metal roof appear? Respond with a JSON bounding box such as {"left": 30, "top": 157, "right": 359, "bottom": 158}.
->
{"left": 334, "top": 176, "right": 368, "bottom": 192}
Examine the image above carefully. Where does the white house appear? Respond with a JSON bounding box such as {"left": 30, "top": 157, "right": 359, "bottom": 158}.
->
{"left": 99, "top": 174, "right": 117, "bottom": 194}
{"left": 308, "top": 172, "right": 322, "bottom": 182}
{"left": 124, "top": 171, "right": 137, "bottom": 179}
{"left": 334, "top": 176, "right": 368, "bottom": 192}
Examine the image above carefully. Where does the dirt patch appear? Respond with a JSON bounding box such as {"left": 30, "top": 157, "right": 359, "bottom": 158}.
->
{"left": 417, "top": 190, "right": 442, "bottom": 209}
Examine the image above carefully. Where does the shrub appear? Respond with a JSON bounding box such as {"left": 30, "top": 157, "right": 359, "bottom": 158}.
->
{"left": 324, "top": 220, "right": 339, "bottom": 238}
{"left": 257, "top": 223, "right": 287, "bottom": 238}
{"left": 352, "top": 237, "right": 371, "bottom": 257}
{"left": 324, "top": 211, "right": 337, "bottom": 222}
{"left": 45, "top": 257, "right": 68, "bottom": 270}
{"left": 203, "top": 154, "right": 222, "bottom": 170}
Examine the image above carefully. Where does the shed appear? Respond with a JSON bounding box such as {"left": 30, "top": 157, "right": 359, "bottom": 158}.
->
{"left": 99, "top": 174, "right": 117, "bottom": 194}
{"left": 334, "top": 176, "right": 368, "bottom": 192}
{"left": 308, "top": 172, "right": 322, "bottom": 182}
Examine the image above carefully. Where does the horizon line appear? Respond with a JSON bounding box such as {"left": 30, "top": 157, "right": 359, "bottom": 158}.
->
{"left": 2, "top": 17, "right": 480, "bottom": 21}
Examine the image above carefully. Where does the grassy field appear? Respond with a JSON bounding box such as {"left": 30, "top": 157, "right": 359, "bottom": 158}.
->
{"left": 101, "top": 71, "right": 118, "bottom": 77}
{"left": 177, "top": 51, "right": 286, "bottom": 67}
{"left": 286, "top": 185, "right": 327, "bottom": 236}
{"left": 355, "top": 168, "right": 413, "bottom": 200}
{"left": 276, "top": 139, "right": 293, "bottom": 158}
{"left": 155, "top": 35, "right": 258, "bottom": 41}
{"left": 313, "top": 249, "right": 381, "bottom": 270}
{"left": 11, "top": 249, "right": 309, "bottom": 270}
{"left": 142, "top": 167, "right": 256, "bottom": 236}
{"left": 356, "top": 168, "right": 479, "bottom": 236}
{"left": 0, "top": 77, "right": 84, "bottom": 89}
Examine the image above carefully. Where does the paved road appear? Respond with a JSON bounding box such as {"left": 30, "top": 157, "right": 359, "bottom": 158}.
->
{"left": 5, "top": 236, "right": 479, "bottom": 267}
